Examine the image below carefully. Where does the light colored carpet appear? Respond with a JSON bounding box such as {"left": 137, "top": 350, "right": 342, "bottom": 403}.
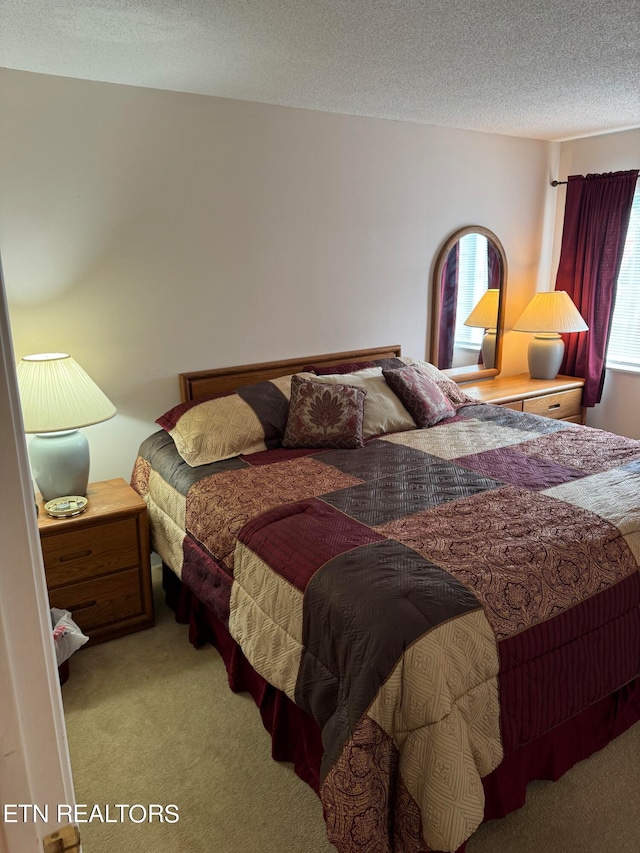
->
{"left": 63, "top": 565, "right": 640, "bottom": 853}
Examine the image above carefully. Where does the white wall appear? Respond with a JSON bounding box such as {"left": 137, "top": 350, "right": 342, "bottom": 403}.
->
{"left": 552, "top": 127, "right": 640, "bottom": 438}
{"left": 0, "top": 69, "right": 557, "bottom": 482}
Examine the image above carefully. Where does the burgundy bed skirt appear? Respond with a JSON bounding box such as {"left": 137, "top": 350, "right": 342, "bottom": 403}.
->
{"left": 163, "top": 565, "right": 640, "bottom": 852}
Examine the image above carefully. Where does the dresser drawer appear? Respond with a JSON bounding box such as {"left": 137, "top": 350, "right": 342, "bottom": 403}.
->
{"left": 498, "top": 400, "right": 524, "bottom": 411}
{"left": 47, "top": 567, "right": 143, "bottom": 634}
{"left": 523, "top": 388, "right": 583, "bottom": 420}
{"left": 42, "top": 518, "right": 139, "bottom": 587}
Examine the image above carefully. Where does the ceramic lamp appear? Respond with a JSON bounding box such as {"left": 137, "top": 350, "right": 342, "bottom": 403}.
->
{"left": 513, "top": 291, "right": 588, "bottom": 380}
{"left": 464, "top": 288, "right": 500, "bottom": 369}
{"left": 16, "top": 353, "right": 116, "bottom": 501}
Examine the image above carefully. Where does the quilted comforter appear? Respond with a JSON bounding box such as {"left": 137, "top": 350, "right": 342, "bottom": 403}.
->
{"left": 131, "top": 403, "right": 640, "bottom": 853}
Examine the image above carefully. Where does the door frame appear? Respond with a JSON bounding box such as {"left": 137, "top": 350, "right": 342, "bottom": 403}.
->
{"left": 0, "top": 259, "right": 76, "bottom": 851}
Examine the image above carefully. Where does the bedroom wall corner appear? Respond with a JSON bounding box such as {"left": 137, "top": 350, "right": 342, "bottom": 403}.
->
{"left": 498, "top": 139, "right": 563, "bottom": 378}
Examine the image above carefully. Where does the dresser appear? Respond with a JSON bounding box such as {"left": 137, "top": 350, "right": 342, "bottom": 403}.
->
{"left": 460, "top": 373, "right": 585, "bottom": 424}
{"left": 37, "top": 478, "right": 154, "bottom": 645}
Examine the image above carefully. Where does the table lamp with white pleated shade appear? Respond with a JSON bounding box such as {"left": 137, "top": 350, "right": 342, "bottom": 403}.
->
{"left": 513, "top": 291, "right": 588, "bottom": 380}
{"left": 17, "top": 353, "right": 116, "bottom": 501}
{"left": 464, "top": 288, "right": 500, "bottom": 369}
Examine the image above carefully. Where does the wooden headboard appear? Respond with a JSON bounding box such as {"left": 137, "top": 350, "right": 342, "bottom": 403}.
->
{"left": 179, "top": 345, "right": 402, "bottom": 402}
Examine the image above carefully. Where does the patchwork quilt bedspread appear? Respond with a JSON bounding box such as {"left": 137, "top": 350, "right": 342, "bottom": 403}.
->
{"left": 131, "top": 403, "right": 640, "bottom": 853}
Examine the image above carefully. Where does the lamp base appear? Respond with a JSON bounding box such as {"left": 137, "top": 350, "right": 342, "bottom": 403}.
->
{"left": 29, "top": 430, "right": 90, "bottom": 502}
{"left": 481, "top": 329, "right": 497, "bottom": 369}
{"left": 528, "top": 333, "right": 565, "bottom": 380}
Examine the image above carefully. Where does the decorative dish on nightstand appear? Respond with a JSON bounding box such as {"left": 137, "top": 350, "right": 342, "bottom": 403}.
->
{"left": 44, "top": 496, "right": 89, "bottom": 518}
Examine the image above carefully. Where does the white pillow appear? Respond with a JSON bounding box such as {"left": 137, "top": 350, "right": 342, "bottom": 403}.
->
{"left": 311, "top": 367, "right": 416, "bottom": 438}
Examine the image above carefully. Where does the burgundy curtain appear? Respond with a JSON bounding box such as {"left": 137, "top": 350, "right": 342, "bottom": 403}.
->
{"left": 555, "top": 170, "right": 638, "bottom": 407}
{"left": 488, "top": 241, "right": 501, "bottom": 291}
{"left": 480, "top": 242, "right": 501, "bottom": 365}
{"left": 438, "top": 243, "right": 459, "bottom": 369}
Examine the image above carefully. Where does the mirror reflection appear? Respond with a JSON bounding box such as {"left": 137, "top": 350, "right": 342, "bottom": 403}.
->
{"left": 431, "top": 226, "right": 507, "bottom": 378}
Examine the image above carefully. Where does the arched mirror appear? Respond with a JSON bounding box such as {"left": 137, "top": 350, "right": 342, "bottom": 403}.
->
{"left": 430, "top": 225, "right": 507, "bottom": 382}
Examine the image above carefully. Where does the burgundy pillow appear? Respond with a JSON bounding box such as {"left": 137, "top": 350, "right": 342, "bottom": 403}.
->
{"left": 283, "top": 376, "right": 367, "bottom": 449}
{"left": 383, "top": 365, "right": 456, "bottom": 427}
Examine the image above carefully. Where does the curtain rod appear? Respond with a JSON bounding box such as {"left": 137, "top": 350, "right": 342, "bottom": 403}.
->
{"left": 551, "top": 171, "right": 638, "bottom": 187}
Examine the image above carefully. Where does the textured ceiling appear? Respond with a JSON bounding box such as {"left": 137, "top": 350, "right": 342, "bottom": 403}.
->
{"left": 1, "top": 0, "right": 639, "bottom": 141}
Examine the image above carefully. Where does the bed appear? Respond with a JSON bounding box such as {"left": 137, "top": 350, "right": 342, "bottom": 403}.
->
{"left": 130, "top": 345, "right": 640, "bottom": 853}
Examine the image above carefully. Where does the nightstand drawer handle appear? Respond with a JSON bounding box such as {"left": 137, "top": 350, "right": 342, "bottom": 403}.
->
{"left": 548, "top": 403, "right": 561, "bottom": 410}
{"left": 59, "top": 549, "right": 92, "bottom": 563}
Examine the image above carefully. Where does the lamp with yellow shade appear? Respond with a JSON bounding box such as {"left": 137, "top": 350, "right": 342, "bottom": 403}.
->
{"left": 16, "top": 353, "right": 117, "bottom": 502}
{"left": 513, "top": 291, "right": 588, "bottom": 380}
{"left": 464, "top": 288, "right": 500, "bottom": 369}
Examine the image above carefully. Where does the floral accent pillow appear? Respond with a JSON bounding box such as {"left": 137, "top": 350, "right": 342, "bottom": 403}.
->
{"left": 309, "top": 367, "right": 416, "bottom": 437}
{"left": 382, "top": 364, "right": 456, "bottom": 427}
{"left": 283, "top": 376, "right": 367, "bottom": 449}
{"left": 396, "top": 357, "right": 479, "bottom": 406}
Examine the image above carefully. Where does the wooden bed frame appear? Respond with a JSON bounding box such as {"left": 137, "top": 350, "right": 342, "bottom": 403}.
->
{"left": 179, "top": 344, "right": 402, "bottom": 402}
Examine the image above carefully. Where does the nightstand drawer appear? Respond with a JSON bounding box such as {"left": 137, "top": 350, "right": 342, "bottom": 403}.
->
{"left": 38, "top": 478, "right": 154, "bottom": 646}
{"left": 47, "top": 568, "right": 143, "bottom": 634}
{"left": 498, "top": 400, "right": 524, "bottom": 411}
{"left": 42, "top": 518, "right": 139, "bottom": 587}
{"left": 523, "top": 388, "right": 583, "bottom": 420}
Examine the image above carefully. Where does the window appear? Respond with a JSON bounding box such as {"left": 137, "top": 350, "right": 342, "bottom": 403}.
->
{"left": 607, "top": 185, "right": 640, "bottom": 369}
{"left": 454, "top": 233, "right": 489, "bottom": 349}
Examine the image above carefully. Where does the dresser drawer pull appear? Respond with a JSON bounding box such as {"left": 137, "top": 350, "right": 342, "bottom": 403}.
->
{"left": 69, "top": 600, "right": 97, "bottom": 613}
{"left": 59, "top": 549, "right": 92, "bottom": 563}
{"left": 548, "top": 403, "right": 561, "bottom": 410}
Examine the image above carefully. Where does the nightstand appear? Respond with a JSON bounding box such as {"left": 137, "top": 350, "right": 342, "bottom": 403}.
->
{"left": 37, "top": 478, "right": 154, "bottom": 646}
{"left": 460, "top": 374, "right": 585, "bottom": 424}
